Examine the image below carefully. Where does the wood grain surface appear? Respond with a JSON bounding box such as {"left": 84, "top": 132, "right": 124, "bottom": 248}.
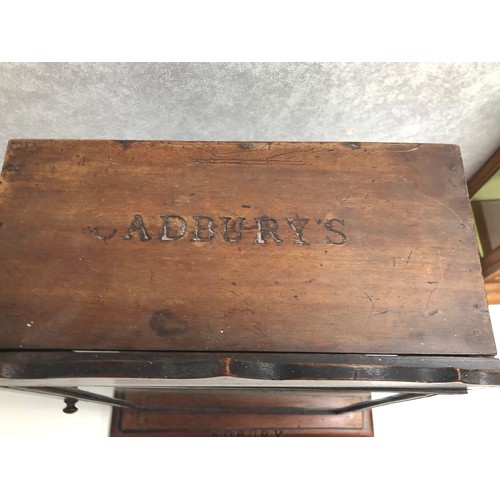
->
{"left": 0, "top": 140, "right": 493, "bottom": 354}
{"left": 110, "top": 389, "right": 374, "bottom": 437}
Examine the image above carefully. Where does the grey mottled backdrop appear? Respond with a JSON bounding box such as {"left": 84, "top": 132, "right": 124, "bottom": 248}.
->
{"left": 1, "top": 62, "right": 500, "bottom": 177}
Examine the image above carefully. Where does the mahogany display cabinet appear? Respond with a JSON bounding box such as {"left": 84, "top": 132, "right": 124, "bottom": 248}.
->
{"left": 1, "top": 140, "right": 499, "bottom": 437}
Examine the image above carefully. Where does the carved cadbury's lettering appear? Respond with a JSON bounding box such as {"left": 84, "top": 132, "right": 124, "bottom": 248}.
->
{"left": 284, "top": 217, "right": 310, "bottom": 245}
{"left": 211, "top": 428, "right": 284, "bottom": 437}
{"left": 255, "top": 217, "right": 282, "bottom": 244}
{"left": 123, "top": 214, "right": 151, "bottom": 241}
{"left": 89, "top": 227, "right": 117, "bottom": 240}
{"left": 323, "top": 218, "right": 347, "bottom": 245}
{"left": 90, "top": 213, "right": 348, "bottom": 245}
{"left": 192, "top": 216, "right": 215, "bottom": 242}
{"left": 220, "top": 217, "right": 245, "bottom": 243}
{"left": 159, "top": 215, "right": 187, "bottom": 241}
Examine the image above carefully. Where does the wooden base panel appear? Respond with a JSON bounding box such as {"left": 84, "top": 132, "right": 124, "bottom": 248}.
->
{"left": 109, "top": 389, "right": 374, "bottom": 437}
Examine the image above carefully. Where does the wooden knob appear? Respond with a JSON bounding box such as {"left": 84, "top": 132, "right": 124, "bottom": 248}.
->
{"left": 63, "top": 397, "right": 78, "bottom": 414}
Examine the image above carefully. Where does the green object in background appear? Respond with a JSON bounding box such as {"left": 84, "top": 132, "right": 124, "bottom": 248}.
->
{"left": 472, "top": 170, "right": 500, "bottom": 201}
{"left": 471, "top": 170, "right": 500, "bottom": 259}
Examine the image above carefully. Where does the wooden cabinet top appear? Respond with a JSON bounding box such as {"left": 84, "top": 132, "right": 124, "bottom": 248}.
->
{"left": 0, "top": 140, "right": 493, "bottom": 356}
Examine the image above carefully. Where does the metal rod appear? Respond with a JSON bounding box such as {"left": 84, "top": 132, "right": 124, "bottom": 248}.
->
{"left": 9, "top": 386, "right": 137, "bottom": 410}
{"left": 4, "top": 386, "right": 451, "bottom": 415}
{"left": 328, "top": 392, "right": 436, "bottom": 415}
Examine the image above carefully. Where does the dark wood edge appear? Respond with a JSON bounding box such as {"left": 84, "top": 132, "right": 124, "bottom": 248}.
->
{"left": 1, "top": 351, "right": 500, "bottom": 386}
{"left": 468, "top": 146, "right": 500, "bottom": 197}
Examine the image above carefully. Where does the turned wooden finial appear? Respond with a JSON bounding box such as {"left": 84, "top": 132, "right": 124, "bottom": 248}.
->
{"left": 63, "top": 397, "right": 78, "bottom": 414}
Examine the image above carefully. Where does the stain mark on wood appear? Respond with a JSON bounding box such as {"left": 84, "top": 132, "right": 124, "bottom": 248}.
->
{"left": 149, "top": 309, "right": 189, "bottom": 336}
{"left": 115, "top": 140, "right": 134, "bottom": 150}
{"left": 3, "top": 163, "right": 24, "bottom": 175}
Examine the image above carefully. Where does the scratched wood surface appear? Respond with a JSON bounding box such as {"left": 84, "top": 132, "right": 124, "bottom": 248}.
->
{"left": 0, "top": 140, "right": 493, "bottom": 354}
